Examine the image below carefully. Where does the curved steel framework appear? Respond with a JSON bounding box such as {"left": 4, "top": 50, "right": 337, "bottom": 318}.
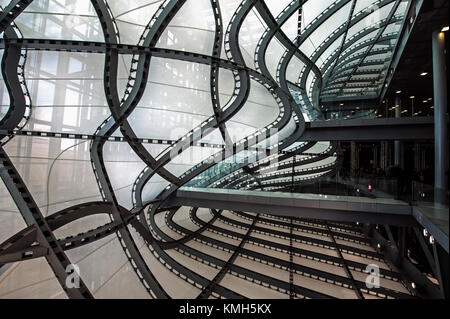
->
{"left": 1, "top": 0, "right": 442, "bottom": 299}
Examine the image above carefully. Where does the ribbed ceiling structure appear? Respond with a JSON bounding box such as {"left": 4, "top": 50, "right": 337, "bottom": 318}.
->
{"left": 0, "top": 0, "right": 412, "bottom": 299}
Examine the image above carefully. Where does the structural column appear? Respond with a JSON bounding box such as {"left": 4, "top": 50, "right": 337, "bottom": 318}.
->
{"left": 432, "top": 30, "right": 448, "bottom": 204}
{"left": 380, "top": 141, "right": 386, "bottom": 170}
{"left": 373, "top": 144, "right": 379, "bottom": 169}
{"left": 380, "top": 141, "right": 391, "bottom": 170}
{"left": 414, "top": 142, "right": 422, "bottom": 172}
{"left": 394, "top": 96, "right": 403, "bottom": 167}
{"left": 351, "top": 141, "right": 358, "bottom": 176}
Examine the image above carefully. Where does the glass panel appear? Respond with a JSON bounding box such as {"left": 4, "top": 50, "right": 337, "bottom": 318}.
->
{"left": 103, "top": 141, "right": 146, "bottom": 192}
{"left": 281, "top": 9, "right": 298, "bottom": 42}
{"left": 129, "top": 57, "right": 213, "bottom": 139}
{"left": 301, "top": 0, "right": 336, "bottom": 30}
{"left": 265, "top": 38, "right": 287, "bottom": 80}
{"left": 3, "top": 136, "right": 101, "bottom": 215}
{"left": 23, "top": 51, "right": 109, "bottom": 135}
{"left": 0, "top": 179, "right": 26, "bottom": 243}
{"left": 0, "top": 49, "right": 9, "bottom": 121}
{"left": 15, "top": 0, "right": 104, "bottom": 42}
{"left": 109, "top": 0, "right": 163, "bottom": 44}
{"left": 239, "top": 9, "right": 267, "bottom": 69}
{"left": 156, "top": 0, "right": 215, "bottom": 55}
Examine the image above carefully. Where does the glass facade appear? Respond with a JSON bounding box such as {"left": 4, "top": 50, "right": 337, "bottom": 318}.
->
{"left": 0, "top": 0, "right": 428, "bottom": 299}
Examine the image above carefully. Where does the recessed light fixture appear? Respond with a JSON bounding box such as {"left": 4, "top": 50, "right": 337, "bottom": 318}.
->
{"left": 396, "top": 90, "right": 402, "bottom": 94}
{"left": 442, "top": 26, "right": 449, "bottom": 32}
{"left": 420, "top": 72, "right": 428, "bottom": 76}
{"left": 430, "top": 236, "right": 435, "bottom": 244}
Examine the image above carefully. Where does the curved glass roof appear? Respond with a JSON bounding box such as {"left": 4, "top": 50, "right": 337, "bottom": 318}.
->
{"left": 0, "top": 0, "right": 413, "bottom": 299}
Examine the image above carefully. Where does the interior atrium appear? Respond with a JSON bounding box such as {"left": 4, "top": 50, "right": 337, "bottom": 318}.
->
{"left": 0, "top": 0, "right": 448, "bottom": 300}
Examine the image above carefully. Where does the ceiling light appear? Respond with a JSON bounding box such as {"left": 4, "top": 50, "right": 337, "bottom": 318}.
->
{"left": 396, "top": 90, "right": 402, "bottom": 94}
{"left": 410, "top": 96, "right": 415, "bottom": 99}
{"left": 442, "top": 26, "right": 449, "bottom": 32}
{"left": 430, "top": 236, "right": 435, "bottom": 245}
{"left": 420, "top": 72, "right": 428, "bottom": 76}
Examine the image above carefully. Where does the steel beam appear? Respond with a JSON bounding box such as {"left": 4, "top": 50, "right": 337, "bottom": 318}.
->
{"left": 0, "top": 0, "right": 32, "bottom": 34}
{"left": 169, "top": 187, "right": 417, "bottom": 226}
{"left": 379, "top": 0, "right": 424, "bottom": 100}
{"left": 300, "top": 117, "right": 434, "bottom": 141}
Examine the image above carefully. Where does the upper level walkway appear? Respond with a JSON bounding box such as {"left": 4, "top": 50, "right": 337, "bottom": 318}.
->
{"left": 413, "top": 203, "right": 448, "bottom": 252}
{"left": 168, "top": 187, "right": 448, "bottom": 252}
{"left": 301, "top": 117, "right": 434, "bottom": 141}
